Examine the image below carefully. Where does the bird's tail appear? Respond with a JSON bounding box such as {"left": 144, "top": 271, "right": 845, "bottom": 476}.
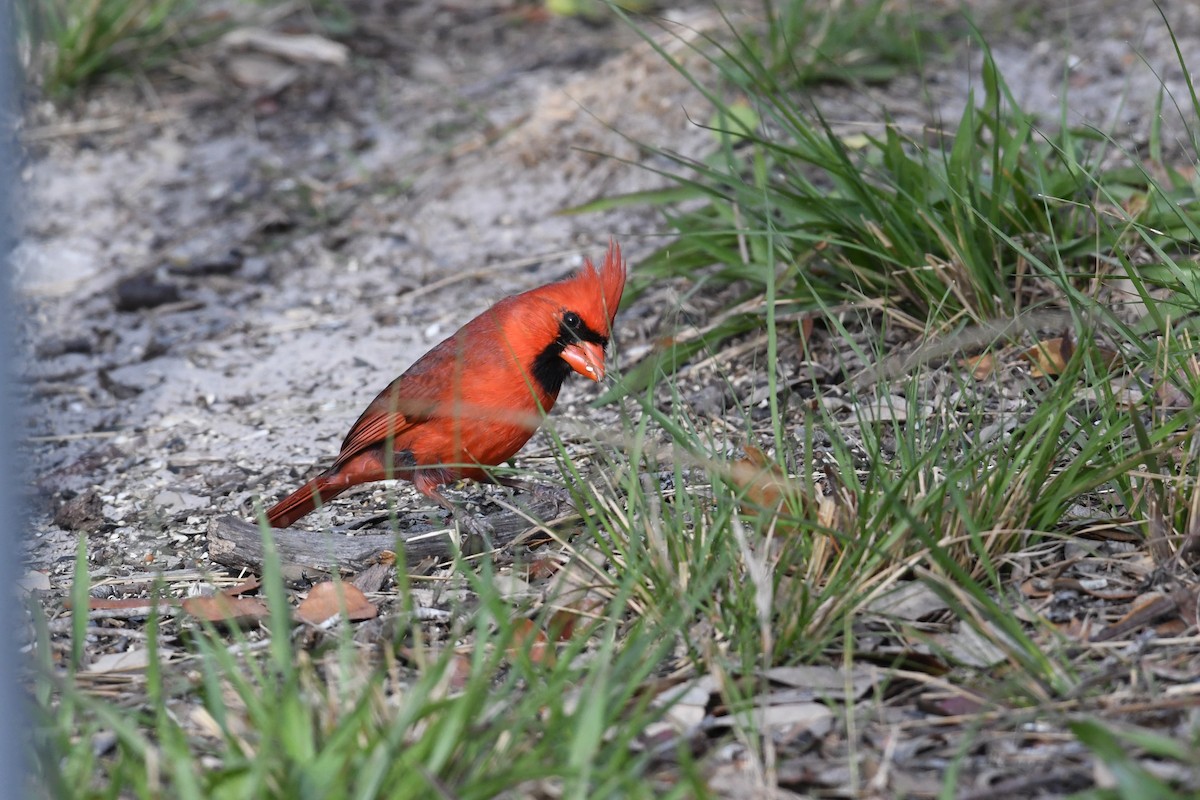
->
{"left": 264, "top": 475, "right": 346, "bottom": 528}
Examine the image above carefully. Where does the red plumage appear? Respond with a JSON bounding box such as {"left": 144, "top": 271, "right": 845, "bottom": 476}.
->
{"left": 264, "top": 242, "right": 627, "bottom": 528}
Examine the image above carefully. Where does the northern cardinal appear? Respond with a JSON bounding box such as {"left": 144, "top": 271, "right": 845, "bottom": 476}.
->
{"left": 264, "top": 242, "right": 627, "bottom": 530}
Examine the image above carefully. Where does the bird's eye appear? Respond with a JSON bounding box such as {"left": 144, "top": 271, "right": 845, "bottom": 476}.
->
{"left": 563, "top": 311, "right": 582, "bottom": 330}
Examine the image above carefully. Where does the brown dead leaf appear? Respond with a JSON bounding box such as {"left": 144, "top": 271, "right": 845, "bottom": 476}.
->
{"left": 1095, "top": 346, "right": 1120, "bottom": 369}
{"left": 1023, "top": 336, "right": 1073, "bottom": 378}
{"left": 1154, "top": 618, "right": 1189, "bottom": 636}
{"left": 447, "top": 653, "right": 474, "bottom": 692}
{"left": 70, "top": 578, "right": 261, "bottom": 615}
{"left": 547, "top": 609, "right": 586, "bottom": 642}
{"left": 861, "top": 649, "right": 950, "bottom": 675}
{"left": 917, "top": 693, "right": 988, "bottom": 717}
{"left": 1020, "top": 577, "right": 1050, "bottom": 599}
{"left": 222, "top": 577, "right": 261, "bottom": 597}
{"left": 654, "top": 335, "right": 679, "bottom": 350}
{"left": 510, "top": 619, "right": 555, "bottom": 666}
{"left": 182, "top": 594, "right": 270, "bottom": 625}
{"left": 730, "top": 445, "right": 787, "bottom": 512}
{"left": 295, "top": 581, "right": 378, "bottom": 625}
{"left": 799, "top": 314, "right": 815, "bottom": 343}
{"left": 72, "top": 596, "right": 177, "bottom": 614}
{"left": 960, "top": 352, "right": 997, "bottom": 380}
{"left": 77, "top": 597, "right": 144, "bottom": 611}
{"left": 527, "top": 557, "right": 561, "bottom": 580}
{"left": 1128, "top": 592, "right": 1174, "bottom": 619}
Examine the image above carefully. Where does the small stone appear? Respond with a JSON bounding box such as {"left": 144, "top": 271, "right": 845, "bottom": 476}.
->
{"left": 54, "top": 489, "right": 105, "bottom": 533}
{"left": 153, "top": 490, "right": 211, "bottom": 514}
{"left": 115, "top": 273, "right": 180, "bottom": 312}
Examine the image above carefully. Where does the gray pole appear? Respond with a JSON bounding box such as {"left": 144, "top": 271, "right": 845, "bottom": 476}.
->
{"left": 0, "top": 0, "right": 28, "bottom": 795}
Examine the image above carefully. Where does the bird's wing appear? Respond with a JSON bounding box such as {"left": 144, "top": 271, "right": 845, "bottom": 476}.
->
{"left": 332, "top": 409, "right": 416, "bottom": 471}
{"left": 331, "top": 335, "right": 465, "bottom": 467}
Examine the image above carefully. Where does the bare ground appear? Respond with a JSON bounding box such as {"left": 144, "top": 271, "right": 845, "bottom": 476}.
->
{"left": 16, "top": 1, "right": 1200, "bottom": 796}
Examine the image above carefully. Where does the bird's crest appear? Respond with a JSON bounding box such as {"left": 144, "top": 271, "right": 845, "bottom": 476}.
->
{"left": 569, "top": 240, "right": 626, "bottom": 334}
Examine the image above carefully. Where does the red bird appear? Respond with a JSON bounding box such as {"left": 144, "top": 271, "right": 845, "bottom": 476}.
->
{"left": 264, "top": 242, "right": 627, "bottom": 530}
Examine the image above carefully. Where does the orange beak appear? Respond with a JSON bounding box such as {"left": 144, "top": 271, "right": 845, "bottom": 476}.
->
{"left": 560, "top": 341, "right": 606, "bottom": 382}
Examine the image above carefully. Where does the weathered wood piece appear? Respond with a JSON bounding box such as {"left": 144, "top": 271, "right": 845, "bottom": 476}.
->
{"left": 207, "top": 496, "right": 572, "bottom": 579}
